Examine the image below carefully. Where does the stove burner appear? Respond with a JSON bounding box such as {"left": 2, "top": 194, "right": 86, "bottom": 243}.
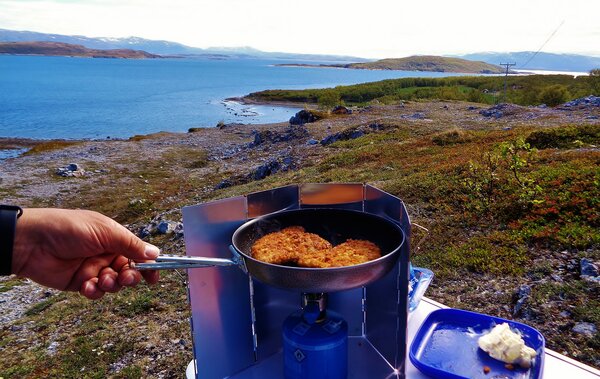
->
{"left": 283, "top": 293, "right": 348, "bottom": 379}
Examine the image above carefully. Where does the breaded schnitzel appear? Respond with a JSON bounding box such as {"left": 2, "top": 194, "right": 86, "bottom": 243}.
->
{"left": 298, "top": 239, "right": 381, "bottom": 268}
{"left": 251, "top": 227, "right": 381, "bottom": 268}
{"left": 251, "top": 226, "right": 332, "bottom": 265}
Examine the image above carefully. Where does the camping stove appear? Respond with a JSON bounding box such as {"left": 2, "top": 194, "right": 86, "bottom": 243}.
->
{"left": 283, "top": 293, "right": 348, "bottom": 379}
{"left": 183, "top": 183, "right": 412, "bottom": 379}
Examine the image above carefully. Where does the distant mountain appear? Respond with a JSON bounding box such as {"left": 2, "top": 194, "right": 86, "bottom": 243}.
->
{"left": 345, "top": 55, "right": 504, "bottom": 74}
{"left": 202, "top": 45, "right": 368, "bottom": 62}
{"left": 0, "top": 29, "right": 366, "bottom": 62}
{"left": 0, "top": 29, "right": 200, "bottom": 55}
{"left": 458, "top": 52, "right": 600, "bottom": 72}
{"left": 0, "top": 41, "right": 160, "bottom": 59}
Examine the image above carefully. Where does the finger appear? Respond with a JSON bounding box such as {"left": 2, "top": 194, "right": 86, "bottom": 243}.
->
{"left": 80, "top": 278, "right": 105, "bottom": 300}
{"left": 98, "top": 267, "right": 122, "bottom": 293}
{"left": 65, "top": 254, "right": 115, "bottom": 292}
{"left": 141, "top": 270, "right": 160, "bottom": 285}
{"left": 117, "top": 268, "right": 142, "bottom": 287}
{"left": 98, "top": 216, "right": 160, "bottom": 261}
{"left": 112, "top": 255, "right": 159, "bottom": 285}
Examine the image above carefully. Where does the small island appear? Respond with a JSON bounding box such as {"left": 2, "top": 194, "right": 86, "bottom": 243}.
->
{"left": 277, "top": 55, "right": 505, "bottom": 74}
{"left": 0, "top": 41, "right": 162, "bottom": 59}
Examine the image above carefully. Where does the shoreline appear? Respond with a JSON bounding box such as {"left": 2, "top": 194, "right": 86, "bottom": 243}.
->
{"left": 225, "top": 96, "right": 309, "bottom": 108}
{"left": 0, "top": 103, "right": 302, "bottom": 150}
{"left": 0, "top": 102, "right": 302, "bottom": 144}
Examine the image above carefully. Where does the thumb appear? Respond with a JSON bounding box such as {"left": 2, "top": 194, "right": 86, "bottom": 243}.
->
{"left": 105, "top": 222, "right": 160, "bottom": 261}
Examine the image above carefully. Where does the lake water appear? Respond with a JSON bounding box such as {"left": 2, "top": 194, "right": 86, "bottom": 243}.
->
{"left": 1, "top": 55, "right": 470, "bottom": 140}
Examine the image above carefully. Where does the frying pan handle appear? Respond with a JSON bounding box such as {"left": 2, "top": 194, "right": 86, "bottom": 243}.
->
{"left": 411, "top": 223, "right": 429, "bottom": 256}
{"left": 132, "top": 255, "right": 238, "bottom": 270}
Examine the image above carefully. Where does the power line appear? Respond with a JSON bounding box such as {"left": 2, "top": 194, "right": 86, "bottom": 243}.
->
{"left": 519, "top": 20, "right": 566, "bottom": 69}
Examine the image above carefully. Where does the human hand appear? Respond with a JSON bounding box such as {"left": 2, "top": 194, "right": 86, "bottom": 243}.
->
{"left": 11, "top": 208, "right": 160, "bottom": 299}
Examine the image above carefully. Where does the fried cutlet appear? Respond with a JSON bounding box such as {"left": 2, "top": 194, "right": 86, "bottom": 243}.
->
{"left": 298, "top": 239, "right": 381, "bottom": 268}
{"left": 252, "top": 224, "right": 382, "bottom": 268}
{"left": 251, "top": 226, "right": 332, "bottom": 265}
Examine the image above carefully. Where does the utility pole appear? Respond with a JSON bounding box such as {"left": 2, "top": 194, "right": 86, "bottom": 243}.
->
{"left": 499, "top": 63, "right": 516, "bottom": 103}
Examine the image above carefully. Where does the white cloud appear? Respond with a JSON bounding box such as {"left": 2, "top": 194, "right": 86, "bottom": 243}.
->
{"left": 0, "top": 0, "right": 598, "bottom": 58}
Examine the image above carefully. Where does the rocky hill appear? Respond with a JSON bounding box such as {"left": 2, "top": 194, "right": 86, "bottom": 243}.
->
{"left": 0, "top": 41, "right": 161, "bottom": 59}
{"left": 345, "top": 55, "right": 504, "bottom": 73}
{"left": 277, "top": 55, "right": 505, "bottom": 74}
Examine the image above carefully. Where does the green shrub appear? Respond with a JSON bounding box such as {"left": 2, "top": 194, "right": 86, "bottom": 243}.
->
{"left": 525, "top": 124, "right": 600, "bottom": 149}
{"left": 317, "top": 90, "right": 342, "bottom": 109}
{"left": 539, "top": 84, "right": 569, "bottom": 106}
{"left": 247, "top": 75, "right": 598, "bottom": 107}
{"left": 461, "top": 138, "right": 540, "bottom": 216}
{"left": 432, "top": 128, "right": 472, "bottom": 146}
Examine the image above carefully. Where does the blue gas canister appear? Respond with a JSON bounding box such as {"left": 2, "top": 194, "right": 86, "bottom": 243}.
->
{"left": 282, "top": 308, "right": 348, "bottom": 379}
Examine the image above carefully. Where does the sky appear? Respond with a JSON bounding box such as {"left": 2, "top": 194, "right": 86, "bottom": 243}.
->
{"left": 0, "top": 0, "right": 598, "bottom": 59}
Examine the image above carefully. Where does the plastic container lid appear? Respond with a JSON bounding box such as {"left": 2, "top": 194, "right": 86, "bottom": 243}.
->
{"left": 409, "top": 308, "right": 545, "bottom": 379}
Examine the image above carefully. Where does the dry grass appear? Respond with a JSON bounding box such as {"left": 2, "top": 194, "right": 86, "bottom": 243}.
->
{"left": 22, "top": 140, "right": 81, "bottom": 155}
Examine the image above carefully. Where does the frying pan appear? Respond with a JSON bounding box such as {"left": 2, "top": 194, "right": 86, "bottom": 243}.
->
{"left": 134, "top": 208, "right": 406, "bottom": 293}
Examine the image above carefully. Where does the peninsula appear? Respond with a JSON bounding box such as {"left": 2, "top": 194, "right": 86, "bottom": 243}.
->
{"left": 277, "top": 55, "right": 505, "bottom": 74}
{"left": 0, "top": 41, "right": 162, "bottom": 59}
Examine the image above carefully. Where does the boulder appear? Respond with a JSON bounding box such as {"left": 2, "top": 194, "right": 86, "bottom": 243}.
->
{"left": 581, "top": 258, "right": 599, "bottom": 277}
{"left": 174, "top": 222, "right": 184, "bottom": 237}
{"left": 289, "top": 110, "right": 320, "bottom": 125}
{"left": 479, "top": 103, "right": 522, "bottom": 118}
{"left": 215, "top": 179, "right": 233, "bottom": 189}
{"left": 413, "top": 112, "right": 426, "bottom": 119}
{"left": 368, "top": 123, "right": 385, "bottom": 131}
{"left": 139, "top": 227, "right": 152, "bottom": 238}
{"left": 248, "top": 126, "right": 309, "bottom": 147}
{"left": 560, "top": 95, "right": 600, "bottom": 108}
{"left": 250, "top": 155, "right": 296, "bottom": 181}
{"left": 580, "top": 258, "right": 600, "bottom": 282}
{"left": 157, "top": 220, "right": 176, "bottom": 235}
{"left": 56, "top": 163, "right": 85, "bottom": 177}
{"left": 480, "top": 107, "right": 503, "bottom": 118}
{"left": 513, "top": 284, "right": 531, "bottom": 316}
{"left": 572, "top": 322, "right": 597, "bottom": 337}
{"left": 331, "top": 105, "right": 351, "bottom": 115}
{"left": 252, "top": 160, "right": 281, "bottom": 180}
{"left": 321, "top": 127, "right": 365, "bottom": 146}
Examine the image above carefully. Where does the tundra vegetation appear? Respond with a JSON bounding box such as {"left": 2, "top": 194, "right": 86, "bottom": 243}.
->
{"left": 247, "top": 74, "right": 599, "bottom": 108}
{"left": 0, "top": 78, "right": 598, "bottom": 377}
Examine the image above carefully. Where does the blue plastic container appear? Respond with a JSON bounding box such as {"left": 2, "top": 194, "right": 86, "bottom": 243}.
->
{"left": 410, "top": 308, "right": 545, "bottom": 379}
{"left": 282, "top": 309, "right": 348, "bottom": 379}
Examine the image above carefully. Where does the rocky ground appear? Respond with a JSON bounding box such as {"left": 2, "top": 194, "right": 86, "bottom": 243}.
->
{"left": 1, "top": 99, "right": 599, "bottom": 377}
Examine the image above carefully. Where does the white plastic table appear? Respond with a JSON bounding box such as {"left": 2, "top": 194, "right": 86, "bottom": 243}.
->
{"left": 186, "top": 296, "right": 600, "bottom": 378}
